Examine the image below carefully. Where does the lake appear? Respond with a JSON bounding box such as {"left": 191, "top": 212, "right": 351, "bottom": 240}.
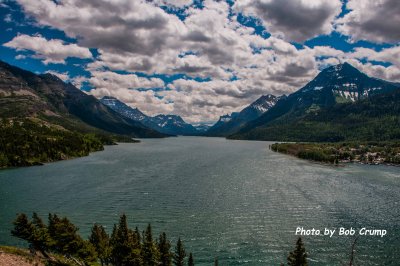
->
{"left": 0, "top": 137, "right": 399, "bottom": 265}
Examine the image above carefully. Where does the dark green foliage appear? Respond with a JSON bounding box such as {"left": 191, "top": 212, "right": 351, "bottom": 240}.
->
{"left": 89, "top": 224, "right": 111, "bottom": 266}
{"left": 12, "top": 212, "right": 194, "bottom": 266}
{"left": 12, "top": 213, "right": 96, "bottom": 265}
{"left": 188, "top": 253, "right": 194, "bottom": 266}
{"left": 271, "top": 142, "right": 400, "bottom": 165}
{"left": 110, "top": 214, "right": 142, "bottom": 266}
{"left": 173, "top": 238, "right": 186, "bottom": 266}
{"left": 287, "top": 237, "right": 308, "bottom": 266}
{"left": 11, "top": 213, "right": 34, "bottom": 242}
{"left": 31, "top": 212, "right": 51, "bottom": 257}
{"left": 0, "top": 119, "right": 105, "bottom": 168}
{"left": 142, "top": 224, "right": 160, "bottom": 266}
{"left": 214, "top": 257, "right": 218, "bottom": 266}
{"left": 158, "top": 232, "right": 172, "bottom": 266}
{"left": 230, "top": 64, "right": 400, "bottom": 142}
{"left": 110, "top": 214, "right": 133, "bottom": 265}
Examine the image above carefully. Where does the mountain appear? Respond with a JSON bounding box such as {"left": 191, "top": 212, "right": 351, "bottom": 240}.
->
{"left": 229, "top": 63, "right": 400, "bottom": 141}
{"left": 0, "top": 60, "right": 165, "bottom": 138}
{"left": 100, "top": 96, "right": 198, "bottom": 136}
{"left": 193, "top": 123, "right": 212, "bottom": 133}
{"left": 100, "top": 96, "right": 148, "bottom": 122}
{"left": 206, "top": 94, "right": 279, "bottom": 136}
{"left": 151, "top": 114, "right": 198, "bottom": 135}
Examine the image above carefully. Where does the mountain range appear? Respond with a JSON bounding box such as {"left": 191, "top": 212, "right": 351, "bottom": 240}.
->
{"left": 229, "top": 63, "right": 400, "bottom": 141}
{"left": 205, "top": 94, "right": 280, "bottom": 136}
{"left": 1, "top": 60, "right": 399, "bottom": 144}
{"left": 100, "top": 96, "right": 198, "bottom": 135}
{"left": 0, "top": 60, "right": 165, "bottom": 138}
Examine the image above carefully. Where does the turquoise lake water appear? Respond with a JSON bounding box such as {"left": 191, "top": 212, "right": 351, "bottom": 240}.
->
{"left": 0, "top": 137, "right": 399, "bottom": 265}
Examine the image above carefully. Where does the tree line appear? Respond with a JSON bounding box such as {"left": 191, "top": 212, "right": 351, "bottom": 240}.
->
{"left": 11, "top": 213, "right": 198, "bottom": 266}
{"left": 0, "top": 119, "right": 106, "bottom": 168}
{"left": 12, "top": 213, "right": 310, "bottom": 266}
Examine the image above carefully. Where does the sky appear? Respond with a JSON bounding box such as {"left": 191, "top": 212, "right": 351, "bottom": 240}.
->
{"left": 0, "top": 0, "right": 399, "bottom": 124}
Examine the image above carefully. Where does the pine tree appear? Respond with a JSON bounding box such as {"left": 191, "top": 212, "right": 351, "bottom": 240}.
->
{"left": 89, "top": 224, "right": 111, "bottom": 266}
{"left": 173, "top": 238, "right": 186, "bottom": 266}
{"left": 129, "top": 227, "right": 143, "bottom": 265}
{"left": 188, "top": 253, "right": 194, "bottom": 266}
{"left": 142, "top": 224, "right": 159, "bottom": 266}
{"left": 110, "top": 214, "right": 132, "bottom": 265}
{"left": 11, "top": 213, "right": 34, "bottom": 243}
{"left": 158, "top": 232, "right": 172, "bottom": 266}
{"left": 31, "top": 213, "right": 50, "bottom": 258}
{"left": 287, "top": 237, "right": 308, "bottom": 266}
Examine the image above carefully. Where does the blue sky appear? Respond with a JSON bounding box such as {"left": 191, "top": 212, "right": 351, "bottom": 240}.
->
{"left": 1, "top": 0, "right": 399, "bottom": 123}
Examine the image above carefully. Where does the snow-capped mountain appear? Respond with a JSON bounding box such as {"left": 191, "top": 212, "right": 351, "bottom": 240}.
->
{"left": 100, "top": 96, "right": 147, "bottom": 121}
{"left": 193, "top": 123, "right": 212, "bottom": 133}
{"left": 206, "top": 95, "right": 279, "bottom": 136}
{"left": 230, "top": 62, "right": 400, "bottom": 141}
{"left": 150, "top": 114, "right": 198, "bottom": 135}
{"left": 298, "top": 62, "right": 398, "bottom": 103}
{"left": 100, "top": 96, "right": 198, "bottom": 136}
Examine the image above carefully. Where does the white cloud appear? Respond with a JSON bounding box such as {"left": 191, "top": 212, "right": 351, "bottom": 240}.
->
{"left": 349, "top": 46, "right": 400, "bottom": 68}
{"left": 45, "top": 70, "right": 70, "bottom": 81}
{"left": 89, "top": 71, "right": 165, "bottom": 90}
{"left": 153, "top": 0, "right": 193, "bottom": 8}
{"left": 4, "top": 14, "right": 12, "bottom": 23}
{"left": 234, "top": 0, "right": 342, "bottom": 42}
{"left": 4, "top": 34, "right": 92, "bottom": 64}
{"left": 11, "top": 0, "right": 400, "bottom": 123}
{"left": 336, "top": 0, "right": 400, "bottom": 43}
{"left": 90, "top": 87, "right": 174, "bottom": 117}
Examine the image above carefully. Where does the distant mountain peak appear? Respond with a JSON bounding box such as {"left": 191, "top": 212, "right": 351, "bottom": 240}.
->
{"left": 249, "top": 94, "right": 278, "bottom": 113}
{"left": 100, "top": 97, "right": 198, "bottom": 135}
{"left": 101, "top": 95, "right": 118, "bottom": 100}
{"left": 323, "top": 62, "right": 362, "bottom": 77}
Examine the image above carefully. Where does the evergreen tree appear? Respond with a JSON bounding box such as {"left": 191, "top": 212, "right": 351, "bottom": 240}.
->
{"left": 110, "top": 214, "right": 131, "bottom": 265}
{"left": 49, "top": 215, "right": 81, "bottom": 255}
{"left": 11, "top": 213, "right": 34, "bottom": 243}
{"left": 110, "top": 214, "right": 142, "bottom": 266}
{"left": 31, "top": 212, "right": 50, "bottom": 257}
{"left": 142, "top": 224, "right": 159, "bottom": 266}
{"left": 128, "top": 225, "right": 143, "bottom": 265}
{"left": 158, "top": 232, "right": 172, "bottom": 266}
{"left": 214, "top": 257, "right": 218, "bottom": 266}
{"left": 76, "top": 240, "right": 98, "bottom": 264}
{"left": 89, "top": 224, "right": 111, "bottom": 266}
{"left": 287, "top": 237, "right": 308, "bottom": 266}
{"left": 188, "top": 253, "right": 194, "bottom": 266}
{"left": 173, "top": 238, "right": 186, "bottom": 266}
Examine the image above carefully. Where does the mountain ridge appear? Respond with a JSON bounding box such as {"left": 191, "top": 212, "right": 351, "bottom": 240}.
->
{"left": 100, "top": 96, "right": 198, "bottom": 136}
{"left": 229, "top": 63, "right": 400, "bottom": 141}
{"left": 206, "top": 94, "right": 280, "bottom": 136}
{"left": 0, "top": 60, "right": 166, "bottom": 138}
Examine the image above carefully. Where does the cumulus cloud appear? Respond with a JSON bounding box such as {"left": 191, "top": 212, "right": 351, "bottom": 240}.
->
{"left": 11, "top": 0, "right": 400, "bottom": 123}
{"left": 45, "top": 70, "right": 70, "bottom": 81}
{"left": 89, "top": 71, "right": 165, "bottom": 91}
{"left": 336, "top": 0, "right": 400, "bottom": 43}
{"left": 234, "top": 0, "right": 342, "bottom": 42}
{"left": 153, "top": 0, "right": 193, "bottom": 8}
{"left": 349, "top": 46, "right": 400, "bottom": 67}
{"left": 4, "top": 34, "right": 92, "bottom": 64}
{"left": 90, "top": 87, "right": 174, "bottom": 117}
